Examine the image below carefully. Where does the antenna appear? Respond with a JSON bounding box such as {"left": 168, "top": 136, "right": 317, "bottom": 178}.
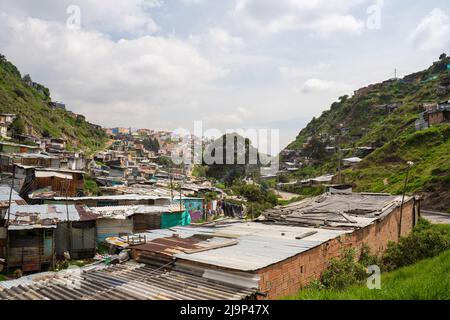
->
{"left": 394, "top": 68, "right": 397, "bottom": 79}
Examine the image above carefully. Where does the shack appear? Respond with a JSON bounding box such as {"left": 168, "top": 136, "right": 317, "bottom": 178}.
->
{"left": 92, "top": 204, "right": 190, "bottom": 242}
{"left": 3, "top": 204, "right": 98, "bottom": 272}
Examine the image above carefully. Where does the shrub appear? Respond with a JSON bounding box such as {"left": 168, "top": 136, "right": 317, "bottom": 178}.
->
{"left": 320, "top": 248, "right": 367, "bottom": 291}
{"left": 381, "top": 218, "right": 450, "bottom": 271}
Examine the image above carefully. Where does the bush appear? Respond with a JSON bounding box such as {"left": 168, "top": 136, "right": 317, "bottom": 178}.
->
{"left": 381, "top": 218, "right": 450, "bottom": 271}
{"left": 320, "top": 248, "right": 367, "bottom": 291}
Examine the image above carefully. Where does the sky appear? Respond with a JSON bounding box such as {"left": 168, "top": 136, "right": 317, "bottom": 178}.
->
{"left": 0, "top": 0, "right": 450, "bottom": 151}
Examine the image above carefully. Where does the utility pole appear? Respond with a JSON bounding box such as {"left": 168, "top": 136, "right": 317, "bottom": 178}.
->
{"left": 62, "top": 177, "right": 72, "bottom": 258}
{"left": 398, "top": 161, "right": 414, "bottom": 239}
{"left": 5, "top": 166, "right": 16, "bottom": 273}
{"left": 169, "top": 166, "right": 173, "bottom": 201}
{"left": 5, "top": 166, "right": 15, "bottom": 227}
{"left": 179, "top": 179, "right": 182, "bottom": 212}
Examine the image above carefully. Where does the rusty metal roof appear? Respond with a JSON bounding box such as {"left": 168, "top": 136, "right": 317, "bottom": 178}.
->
{"left": 0, "top": 261, "right": 256, "bottom": 300}
{"left": 6, "top": 204, "right": 98, "bottom": 230}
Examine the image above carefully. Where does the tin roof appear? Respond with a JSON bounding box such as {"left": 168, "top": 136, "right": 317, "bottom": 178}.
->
{"left": 129, "top": 193, "right": 410, "bottom": 272}
{"left": 91, "top": 204, "right": 185, "bottom": 220}
{"left": 6, "top": 204, "right": 97, "bottom": 230}
{"left": 0, "top": 185, "right": 24, "bottom": 202}
{"left": 49, "top": 194, "right": 170, "bottom": 201}
{"left": 130, "top": 223, "right": 347, "bottom": 272}
{"left": 0, "top": 261, "right": 256, "bottom": 300}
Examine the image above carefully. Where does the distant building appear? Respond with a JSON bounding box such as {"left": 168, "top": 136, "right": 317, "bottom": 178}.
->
{"left": 48, "top": 102, "right": 66, "bottom": 110}
{"left": 0, "top": 114, "right": 16, "bottom": 138}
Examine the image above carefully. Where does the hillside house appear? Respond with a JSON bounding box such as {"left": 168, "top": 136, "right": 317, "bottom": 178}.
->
{"left": 0, "top": 114, "right": 16, "bottom": 138}
{"left": 92, "top": 204, "right": 190, "bottom": 242}
{"left": 342, "top": 157, "right": 362, "bottom": 167}
{"left": 416, "top": 102, "right": 450, "bottom": 130}
{"left": 48, "top": 102, "right": 66, "bottom": 110}
{"left": 0, "top": 142, "right": 40, "bottom": 154}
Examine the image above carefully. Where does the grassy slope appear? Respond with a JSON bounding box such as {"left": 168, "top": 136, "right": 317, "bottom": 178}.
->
{"left": 0, "top": 54, "right": 106, "bottom": 153}
{"left": 286, "top": 249, "right": 450, "bottom": 300}
{"left": 283, "top": 56, "right": 450, "bottom": 209}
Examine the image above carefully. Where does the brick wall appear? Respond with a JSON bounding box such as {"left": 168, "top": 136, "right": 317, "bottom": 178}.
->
{"left": 257, "top": 199, "right": 417, "bottom": 300}
{"left": 429, "top": 112, "right": 444, "bottom": 125}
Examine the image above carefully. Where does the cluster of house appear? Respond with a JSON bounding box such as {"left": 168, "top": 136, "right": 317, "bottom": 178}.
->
{"left": 415, "top": 101, "right": 450, "bottom": 131}
{"left": 0, "top": 189, "right": 421, "bottom": 300}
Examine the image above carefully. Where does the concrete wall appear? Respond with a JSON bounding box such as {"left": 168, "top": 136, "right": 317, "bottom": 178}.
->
{"left": 256, "top": 199, "right": 417, "bottom": 300}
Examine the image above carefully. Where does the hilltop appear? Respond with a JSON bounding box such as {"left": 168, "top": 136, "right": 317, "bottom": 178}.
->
{"left": 283, "top": 54, "right": 450, "bottom": 211}
{"left": 0, "top": 54, "right": 106, "bottom": 153}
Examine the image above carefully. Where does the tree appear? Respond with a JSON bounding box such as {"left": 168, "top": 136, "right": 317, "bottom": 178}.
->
{"left": 42, "top": 129, "right": 51, "bottom": 138}
{"left": 439, "top": 53, "right": 447, "bottom": 60}
{"left": 10, "top": 117, "right": 25, "bottom": 136}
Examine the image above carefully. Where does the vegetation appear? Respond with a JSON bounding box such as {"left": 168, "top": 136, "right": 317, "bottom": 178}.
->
{"left": 203, "top": 133, "right": 262, "bottom": 186}
{"left": 142, "top": 137, "right": 160, "bottom": 153}
{"left": 381, "top": 219, "right": 450, "bottom": 271}
{"left": 287, "top": 219, "right": 450, "bottom": 299}
{"left": 283, "top": 54, "right": 450, "bottom": 210}
{"left": 0, "top": 54, "right": 107, "bottom": 153}
{"left": 83, "top": 176, "right": 100, "bottom": 196}
{"left": 286, "top": 250, "right": 450, "bottom": 300}
{"left": 231, "top": 181, "right": 278, "bottom": 218}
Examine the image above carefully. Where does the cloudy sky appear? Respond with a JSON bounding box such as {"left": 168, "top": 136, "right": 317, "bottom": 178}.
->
{"left": 1, "top": 0, "right": 450, "bottom": 150}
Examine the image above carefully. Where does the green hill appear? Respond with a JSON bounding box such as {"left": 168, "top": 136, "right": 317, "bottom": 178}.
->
{"left": 0, "top": 54, "right": 106, "bottom": 153}
{"left": 286, "top": 249, "right": 450, "bottom": 300}
{"left": 284, "top": 54, "right": 450, "bottom": 211}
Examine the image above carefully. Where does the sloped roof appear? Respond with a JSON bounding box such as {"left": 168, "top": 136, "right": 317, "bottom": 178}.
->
{"left": 0, "top": 261, "right": 256, "bottom": 300}
{"left": 6, "top": 204, "right": 97, "bottom": 230}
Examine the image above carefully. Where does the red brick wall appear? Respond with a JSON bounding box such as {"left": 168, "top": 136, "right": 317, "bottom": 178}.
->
{"left": 257, "top": 199, "right": 416, "bottom": 300}
{"left": 429, "top": 112, "right": 444, "bottom": 125}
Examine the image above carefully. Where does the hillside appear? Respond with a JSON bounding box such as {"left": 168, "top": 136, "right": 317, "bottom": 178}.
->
{"left": 283, "top": 54, "right": 450, "bottom": 211}
{"left": 287, "top": 249, "right": 450, "bottom": 300}
{"left": 0, "top": 54, "right": 106, "bottom": 153}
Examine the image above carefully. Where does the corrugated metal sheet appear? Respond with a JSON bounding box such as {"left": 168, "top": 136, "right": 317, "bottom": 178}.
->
{"left": 35, "top": 171, "right": 73, "bottom": 180}
{"left": 0, "top": 261, "right": 256, "bottom": 300}
{"left": 129, "top": 222, "right": 347, "bottom": 272}
{"left": 0, "top": 184, "right": 24, "bottom": 202}
{"left": 7, "top": 204, "right": 97, "bottom": 230}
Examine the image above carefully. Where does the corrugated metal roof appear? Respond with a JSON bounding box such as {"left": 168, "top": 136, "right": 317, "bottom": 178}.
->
{"left": 0, "top": 185, "right": 24, "bottom": 202}
{"left": 91, "top": 204, "right": 185, "bottom": 220}
{"left": 0, "top": 261, "right": 256, "bottom": 300}
{"left": 130, "top": 222, "right": 347, "bottom": 272}
{"left": 6, "top": 204, "right": 96, "bottom": 230}
{"left": 51, "top": 194, "right": 170, "bottom": 201}
{"left": 35, "top": 171, "right": 73, "bottom": 179}
{"left": 263, "top": 192, "right": 407, "bottom": 229}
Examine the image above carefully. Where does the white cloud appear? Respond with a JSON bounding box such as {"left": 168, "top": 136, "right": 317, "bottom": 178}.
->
{"left": 179, "top": 0, "right": 203, "bottom": 4}
{"left": 0, "top": 0, "right": 162, "bottom": 36}
{"left": 280, "top": 62, "right": 331, "bottom": 78}
{"left": 190, "top": 28, "right": 244, "bottom": 53}
{"left": 0, "top": 12, "right": 226, "bottom": 126}
{"left": 234, "top": 0, "right": 368, "bottom": 36}
{"left": 299, "top": 78, "right": 353, "bottom": 94}
{"left": 408, "top": 8, "right": 450, "bottom": 52}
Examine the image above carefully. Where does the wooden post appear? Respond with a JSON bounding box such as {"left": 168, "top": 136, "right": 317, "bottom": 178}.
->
{"left": 399, "top": 165, "right": 411, "bottom": 239}
{"left": 5, "top": 166, "right": 15, "bottom": 272}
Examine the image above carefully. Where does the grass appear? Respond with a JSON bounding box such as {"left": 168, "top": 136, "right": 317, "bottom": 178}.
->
{"left": 286, "top": 249, "right": 450, "bottom": 300}
{"left": 0, "top": 54, "right": 107, "bottom": 152}
{"left": 0, "top": 274, "right": 7, "bottom": 281}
